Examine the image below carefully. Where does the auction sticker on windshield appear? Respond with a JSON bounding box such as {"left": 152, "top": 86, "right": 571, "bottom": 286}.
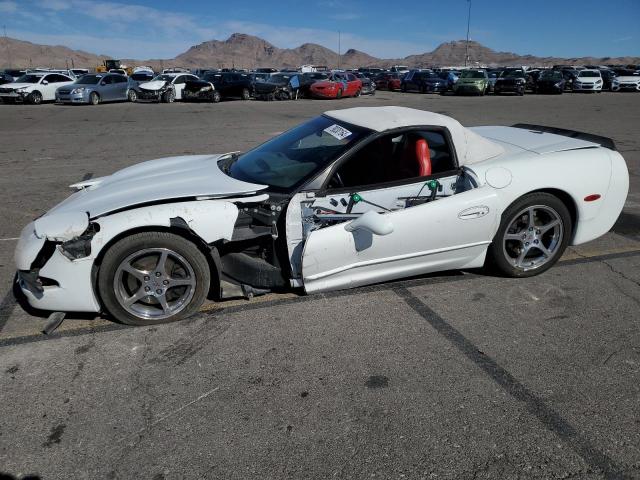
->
{"left": 324, "top": 124, "right": 352, "bottom": 140}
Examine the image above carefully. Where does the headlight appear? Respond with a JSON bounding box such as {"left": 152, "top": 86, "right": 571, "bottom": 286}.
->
{"left": 15, "top": 87, "right": 27, "bottom": 93}
{"left": 71, "top": 87, "right": 86, "bottom": 94}
{"left": 200, "top": 85, "right": 212, "bottom": 92}
{"left": 595, "top": 80, "right": 602, "bottom": 84}
{"left": 554, "top": 82, "right": 562, "bottom": 87}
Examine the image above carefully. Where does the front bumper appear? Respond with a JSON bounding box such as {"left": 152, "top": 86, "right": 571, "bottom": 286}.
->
{"left": 572, "top": 83, "right": 602, "bottom": 91}
{"left": 136, "top": 89, "right": 163, "bottom": 101}
{"left": 0, "top": 90, "right": 27, "bottom": 102}
{"left": 182, "top": 89, "right": 216, "bottom": 101}
{"left": 56, "top": 92, "right": 89, "bottom": 104}
{"left": 454, "top": 83, "right": 484, "bottom": 94}
{"left": 611, "top": 83, "right": 640, "bottom": 91}
{"left": 494, "top": 82, "right": 524, "bottom": 94}
{"left": 15, "top": 222, "right": 100, "bottom": 313}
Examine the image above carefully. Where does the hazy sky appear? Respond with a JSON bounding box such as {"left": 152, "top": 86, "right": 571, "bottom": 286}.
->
{"left": 1, "top": 0, "right": 638, "bottom": 59}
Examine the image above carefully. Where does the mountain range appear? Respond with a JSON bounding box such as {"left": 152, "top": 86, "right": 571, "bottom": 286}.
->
{"left": 1, "top": 33, "right": 638, "bottom": 71}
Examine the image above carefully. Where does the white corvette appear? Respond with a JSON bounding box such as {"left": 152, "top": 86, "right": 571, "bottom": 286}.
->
{"left": 15, "top": 107, "right": 629, "bottom": 325}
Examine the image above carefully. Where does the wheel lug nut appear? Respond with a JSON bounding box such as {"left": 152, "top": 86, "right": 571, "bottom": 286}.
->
{"left": 155, "top": 272, "right": 161, "bottom": 277}
{"left": 144, "top": 275, "right": 150, "bottom": 281}
{"left": 525, "top": 242, "right": 530, "bottom": 246}
{"left": 144, "top": 286, "right": 150, "bottom": 292}
{"left": 156, "top": 289, "right": 163, "bottom": 294}
{"left": 536, "top": 229, "right": 541, "bottom": 234}
{"left": 163, "top": 280, "right": 169, "bottom": 285}
{"left": 534, "top": 239, "right": 539, "bottom": 244}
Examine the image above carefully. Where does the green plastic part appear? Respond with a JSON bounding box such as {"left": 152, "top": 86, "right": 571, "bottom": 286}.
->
{"left": 427, "top": 180, "right": 439, "bottom": 190}
{"left": 351, "top": 193, "right": 362, "bottom": 203}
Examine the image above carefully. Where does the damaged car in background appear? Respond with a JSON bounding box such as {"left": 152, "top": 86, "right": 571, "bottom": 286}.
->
{"left": 15, "top": 107, "right": 628, "bottom": 326}
{"left": 134, "top": 72, "right": 199, "bottom": 103}
{"left": 253, "top": 73, "right": 301, "bottom": 100}
{"left": 182, "top": 75, "right": 222, "bottom": 103}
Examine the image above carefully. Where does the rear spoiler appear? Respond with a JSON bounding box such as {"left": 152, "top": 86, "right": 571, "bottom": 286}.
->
{"left": 511, "top": 124, "right": 616, "bottom": 151}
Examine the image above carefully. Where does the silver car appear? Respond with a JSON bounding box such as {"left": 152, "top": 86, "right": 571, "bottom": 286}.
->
{"left": 55, "top": 73, "right": 131, "bottom": 105}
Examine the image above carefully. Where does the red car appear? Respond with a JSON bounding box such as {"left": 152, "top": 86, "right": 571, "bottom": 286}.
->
{"left": 310, "top": 72, "right": 362, "bottom": 99}
{"left": 375, "top": 72, "right": 404, "bottom": 91}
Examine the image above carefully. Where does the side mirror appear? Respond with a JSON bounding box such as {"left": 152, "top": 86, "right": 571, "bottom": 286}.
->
{"left": 100, "top": 80, "right": 106, "bottom": 85}
{"left": 41, "top": 80, "right": 48, "bottom": 85}
{"left": 344, "top": 210, "right": 394, "bottom": 236}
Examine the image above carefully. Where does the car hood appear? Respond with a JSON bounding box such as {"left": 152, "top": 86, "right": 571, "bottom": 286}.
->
{"left": 1, "top": 82, "right": 35, "bottom": 90}
{"left": 575, "top": 77, "right": 600, "bottom": 83}
{"left": 48, "top": 154, "right": 268, "bottom": 218}
{"left": 615, "top": 76, "right": 640, "bottom": 82}
{"left": 458, "top": 78, "right": 484, "bottom": 84}
{"left": 138, "top": 80, "right": 168, "bottom": 91}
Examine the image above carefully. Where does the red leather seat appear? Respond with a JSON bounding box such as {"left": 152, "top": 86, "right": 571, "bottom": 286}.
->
{"left": 415, "top": 138, "right": 432, "bottom": 176}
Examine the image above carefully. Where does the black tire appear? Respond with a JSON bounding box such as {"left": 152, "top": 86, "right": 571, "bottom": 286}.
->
{"left": 336, "top": 88, "right": 343, "bottom": 99}
{"left": 98, "top": 232, "right": 211, "bottom": 326}
{"left": 354, "top": 89, "right": 361, "bottom": 97}
{"left": 162, "top": 90, "right": 175, "bottom": 103}
{"left": 241, "top": 88, "right": 250, "bottom": 100}
{"left": 485, "top": 192, "right": 572, "bottom": 278}
{"left": 211, "top": 91, "right": 221, "bottom": 103}
{"left": 27, "top": 91, "right": 42, "bottom": 105}
{"left": 90, "top": 92, "right": 100, "bottom": 105}
{"left": 127, "top": 89, "right": 137, "bottom": 102}
{"left": 401, "top": 84, "right": 406, "bottom": 92}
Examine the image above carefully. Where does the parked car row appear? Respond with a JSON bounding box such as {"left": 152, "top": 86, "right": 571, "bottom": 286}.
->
{"left": 1, "top": 64, "right": 638, "bottom": 105}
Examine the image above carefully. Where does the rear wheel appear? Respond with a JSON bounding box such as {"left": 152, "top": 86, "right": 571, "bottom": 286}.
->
{"left": 211, "top": 91, "right": 221, "bottom": 103}
{"left": 127, "top": 89, "right": 137, "bottom": 102}
{"left": 354, "top": 89, "right": 361, "bottom": 97}
{"left": 27, "top": 91, "right": 42, "bottom": 105}
{"left": 486, "top": 193, "right": 572, "bottom": 277}
{"left": 90, "top": 92, "right": 100, "bottom": 105}
{"left": 336, "top": 88, "right": 343, "bottom": 99}
{"left": 98, "top": 232, "right": 211, "bottom": 326}
{"left": 241, "top": 88, "right": 250, "bottom": 100}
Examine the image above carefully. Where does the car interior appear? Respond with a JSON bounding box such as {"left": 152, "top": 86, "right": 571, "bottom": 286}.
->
{"left": 328, "top": 129, "right": 457, "bottom": 189}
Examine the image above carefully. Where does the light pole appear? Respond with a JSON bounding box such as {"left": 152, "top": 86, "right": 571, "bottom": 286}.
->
{"left": 464, "top": 0, "right": 471, "bottom": 67}
{"left": 338, "top": 30, "right": 341, "bottom": 70}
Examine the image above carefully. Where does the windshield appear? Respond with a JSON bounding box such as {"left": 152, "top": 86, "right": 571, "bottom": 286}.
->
{"left": 578, "top": 71, "right": 600, "bottom": 78}
{"left": 204, "top": 74, "right": 223, "bottom": 82}
{"left": 501, "top": 70, "right": 525, "bottom": 78}
{"left": 540, "top": 71, "right": 563, "bottom": 80}
{"left": 460, "top": 71, "right": 486, "bottom": 79}
{"left": 15, "top": 74, "right": 42, "bottom": 84}
{"left": 269, "top": 74, "right": 292, "bottom": 83}
{"left": 228, "top": 116, "right": 370, "bottom": 191}
{"left": 75, "top": 75, "right": 102, "bottom": 84}
{"left": 152, "top": 75, "right": 175, "bottom": 82}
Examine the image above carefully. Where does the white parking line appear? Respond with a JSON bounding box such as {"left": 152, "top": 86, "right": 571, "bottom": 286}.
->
{"left": 0, "top": 238, "right": 19, "bottom": 241}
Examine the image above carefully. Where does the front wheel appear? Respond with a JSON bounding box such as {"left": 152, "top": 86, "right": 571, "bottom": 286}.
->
{"left": 354, "top": 89, "right": 361, "bottom": 97}
{"left": 90, "top": 92, "right": 100, "bottom": 105}
{"left": 241, "top": 88, "right": 250, "bottom": 100}
{"left": 27, "top": 91, "right": 42, "bottom": 105}
{"left": 162, "top": 90, "right": 175, "bottom": 103}
{"left": 211, "top": 91, "right": 221, "bottom": 103}
{"left": 485, "top": 192, "right": 572, "bottom": 277}
{"left": 98, "top": 232, "right": 211, "bottom": 325}
{"left": 336, "top": 88, "right": 343, "bottom": 99}
{"left": 127, "top": 89, "right": 137, "bottom": 102}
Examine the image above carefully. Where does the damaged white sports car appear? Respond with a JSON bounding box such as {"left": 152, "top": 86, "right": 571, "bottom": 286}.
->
{"left": 15, "top": 107, "right": 629, "bottom": 325}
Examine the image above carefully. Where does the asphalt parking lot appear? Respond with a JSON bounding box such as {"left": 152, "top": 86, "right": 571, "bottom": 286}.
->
{"left": 0, "top": 91, "right": 639, "bottom": 479}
